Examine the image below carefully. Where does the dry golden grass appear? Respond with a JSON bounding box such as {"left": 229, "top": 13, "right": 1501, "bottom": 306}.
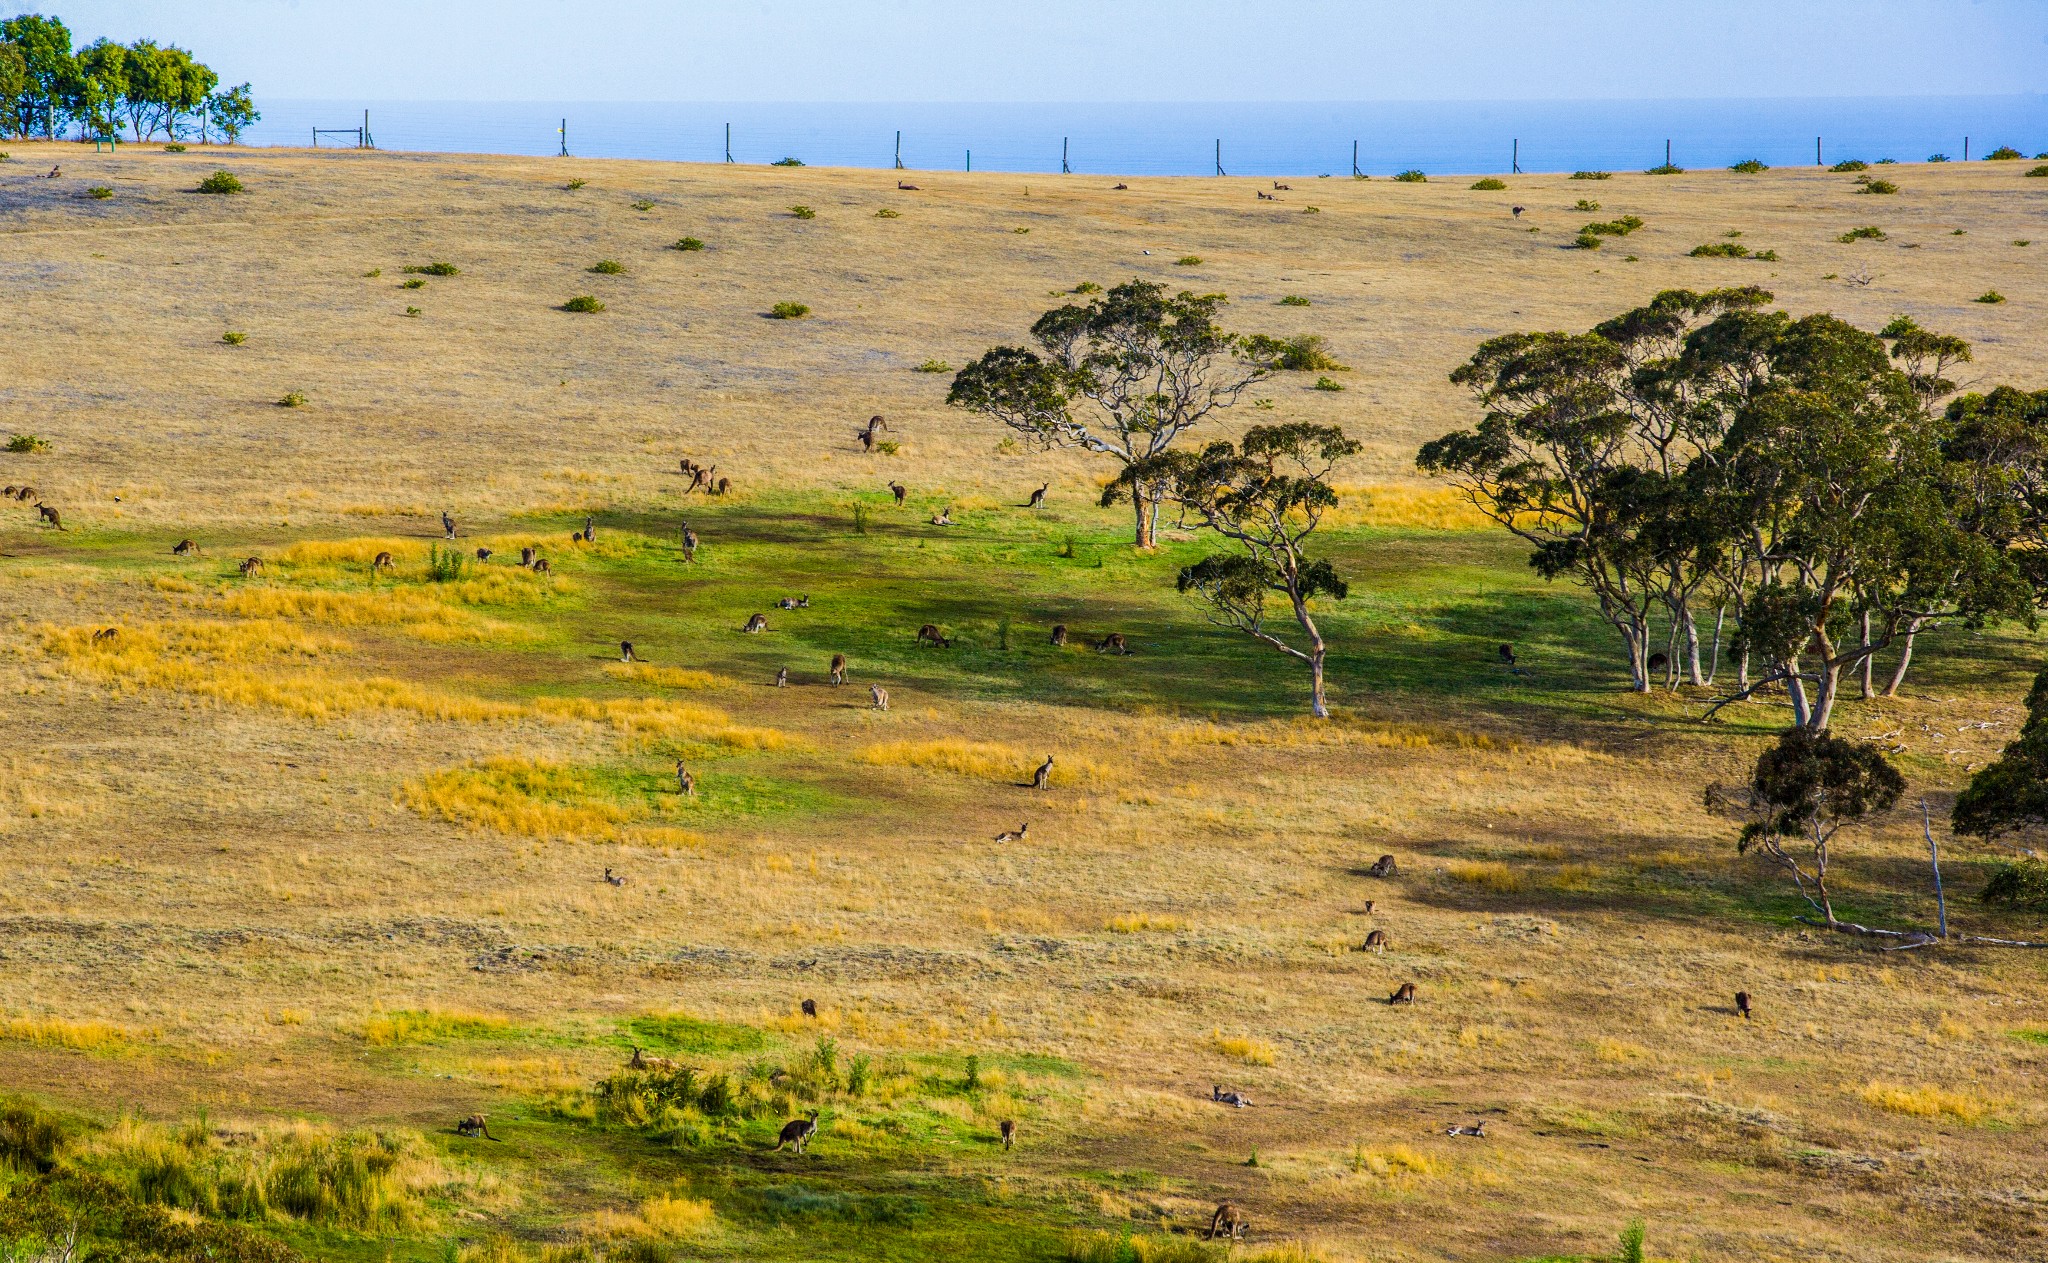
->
{"left": 362, "top": 1007, "right": 514, "bottom": 1045}
{"left": 0, "top": 1014, "right": 151, "bottom": 1052}
{"left": 859, "top": 737, "right": 1107, "bottom": 785}
{"left": 1210, "top": 1029, "right": 1278, "bottom": 1066}
{"left": 604, "top": 661, "right": 721, "bottom": 690}
{"left": 1860, "top": 1081, "right": 1992, "bottom": 1123}
{"left": 1106, "top": 912, "right": 1187, "bottom": 933}
{"left": 1445, "top": 858, "right": 1525, "bottom": 893}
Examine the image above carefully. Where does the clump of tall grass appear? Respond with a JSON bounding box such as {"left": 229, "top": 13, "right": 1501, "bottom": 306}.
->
{"left": 589, "top": 259, "right": 625, "bottom": 274}
{"left": 221, "top": 330, "right": 247, "bottom": 345}
{"left": 1446, "top": 859, "right": 1524, "bottom": 893}
{"left": 605, "top": 662, "right": 719, "bottom": 690}
{"left": 1975, "top": 290, "right": 2006, "bottom": 304}
{"left": 1210, "top": 1029, "right": 1276, "bottom": 1065}
{"left": 1277, "top": 295, "right": 1310, "bottom": 306}
{"left": 787, "top": 204, "right": 816, "bottom": 219}
{"left": 673, "top": 236, "right": 705, "bottom": 250}
{"left": 0, "top": 1014, "right": 150, "bottom": 1052}
{"left": 1107, "top": 912, "right": 1186, "bottom": 933}
{"left": 86, "top": 185, "right": 111, "bottom": 199}
{"left": 1174, "top": 255, "right": 1202, "bottom": 266}
{"left": 1349, "top": 1144, "right": 1441, "bottom": 1179}
{"left": 860, "top": 739, "right": 1104, "bottom": 786}
{"left": 363, "top": 1007, "right": 514, "bottom": 1045}
{"left": 277, "top": 391, "right": 307, "bottom": 408}
{"left": 875, "top": 207, "right": 901, "bottom": 218}
{"left": 1860, "top": 1081, "right": 1988, "bottom": 1122}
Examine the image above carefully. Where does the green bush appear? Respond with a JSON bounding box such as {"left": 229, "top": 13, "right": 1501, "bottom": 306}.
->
{"left": 1257, "top": 332, "right": 1346, "bottom": 371}
{"left": 914, "top": 359, "right": 952, "bottom": 373}
{"left": 561, "top": 295, "right": 605, "bottom": 313}
{"left": 1174, "top": 255, "right": 1202, "bottom": 266}
{"left": 1975, "top": 290, "right": 2006, "bottom": 304}
{"left": 1983, "top": 859, "right": 2048, "bottom": 909}
{"left": 2017, "top": 240, "right": 2032, "bottom": 247}
{"left": 425, "top": 545, "right": 467, "bottom": 583}
{"left": 163, "top": 142, "right": 185, "bottom": 153}
{"left": 1071, "top": 281, "right": 1101, "bottom": 294}
{"left": 1576, "top": 215, "right": 1644, "bottom": 246}
{"left": 631, "top": 199, "right": 654, "bottom": 210}
{"left": 1313, "top": 375, "right": 1345, "bottom": 391}
{"left": 1928, "top": 153, "right": 1950, "bottom": 163}
{"left": 1829, "top": 159, "right": 1869, "bottom": 173}
{"left": 1570, "top": 170, "right": 1612, "bottom": 180}
{"left": 1393, "top": 169, "right": 1426, "bottom": 182}
{"left": 1855, "top": 177, "right": 1899, "bottom": 194}
{"left": 769, "top": 301, "right": 810, "bottom": 319}
{"left": 1838, "top": 225, "right": 1887, "bottom": 242}
{"left": 1729, "top": 158, "right": 1766, "bottom": 173}
{"left": 1646, "top": 162, "right": 1684, "bottom": 175}
{"left": 788, "top": 204, "right": 816, "bottom": 219}
{"left": 5, "top": 434, "right": 50, "bottom": 453}
{"left": 1574, "top": 198, "right": 1601, "bottom": 211}
{"left": 1619, "top": 1219, "right": 1647, "bottom": 1263}
{"left": 363, "top": 268, "right": 381, "bottom": 277}
{"left": 875, "top": 207, "right": 901, "bottom": 218}
{"left": 400, "top": 278, "right": 425, "bottom": 289}
{"left": 1278, "top": 295, "right": 1310, "bottom": 306}
{"left": 673, "top": 236, "right": 705, "bottom": 250}
{"left": 1013, "top": 226, "right": 1031, "bottom": 233}
{"left": 196, "top": 170, "right": 242, "bottom": 195}
{"left": 1755, "top": 249, "right": 1779, "bottom": 261}
{"left": 221, "top": 330, "right": 246, "bottom": 345}
{"left": 1574, "top": 230, "right": 1603, "bottom": 250}
{"left": 565, "top": 177, "right": 588, "bottom": 189}
{"left": 1689, "top": 242, "right": 1749, "bottom": 257}
{"left": 278, "top": 392, "right": 306, "bottom": 408}
{"left": 2027, "top": 165, "right": 2048, "bottom": 178}
{"left": 403, "top": 306, "right": 421, "bottom": 317}
{"left": 1987, "top": 146, "right": 2024, "bottom": 161}
{"left": 771, "top": 157, "right": 804, "bottom": 167}
{"left": 588, "top": 259, "right": 624, "bottom": 274}
{"left": 1470, "top": 177, "right": 1507, "bottom": 190}
{"left": 404, "top": 261, "right": 459, "bottom": 275}
{"left": 86, "top": 185, "right": 111, "bottom": 199}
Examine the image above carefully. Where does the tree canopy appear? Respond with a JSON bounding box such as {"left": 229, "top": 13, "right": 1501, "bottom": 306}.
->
{"left": 0, "top": 12, "right": 247, "bottom": 142}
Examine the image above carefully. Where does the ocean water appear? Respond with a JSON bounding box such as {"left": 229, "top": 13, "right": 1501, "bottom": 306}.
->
{"left": 240, "top": 97, "right": 2048, "bottom": 177}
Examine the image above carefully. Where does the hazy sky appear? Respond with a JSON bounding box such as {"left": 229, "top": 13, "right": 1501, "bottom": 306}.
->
{"left": 40, "top": 1, "right": 2048, "bottom": 102}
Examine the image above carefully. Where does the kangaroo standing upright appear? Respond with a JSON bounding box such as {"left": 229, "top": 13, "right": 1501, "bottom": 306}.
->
{"left": 1032, "top": 755, "right": 1054, "bottom": 790}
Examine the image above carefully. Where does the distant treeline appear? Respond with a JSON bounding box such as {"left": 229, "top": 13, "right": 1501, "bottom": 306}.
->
{"left": 0, "top": 11, "right": 256, "bottom": 143}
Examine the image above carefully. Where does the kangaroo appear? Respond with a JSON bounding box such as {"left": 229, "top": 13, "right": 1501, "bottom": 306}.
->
{"left": 1095, "top": 632, "right": 1129, "bottom": 655}
{"left": 870, "top": 684, "right": 889, "bottom": 711}
{"left": 238, "top": 556, "right": 263, "bottom": 576}
{"left": 1366, "top": 854, "right": 1397, "bottom": 878}
{"left": 1024, "top": 484, "right": 1048, "bottom": 509}
{"left": 930, "top": 507, "right": 954, "bottom": 526}
{"left": 999, "top": 1119, "right": 1016, "bottom": 1150}
{"left": 475, "top": 547, "right": 492, "bottom": 562}
{"left": 1360, "top": 899, "right": 1374, "bottom": 915}
{"left": 889, "top": 481, "right": 907, "bottom": 506}
{"left": 1512, "top": 205, "right": 1525, "bottom": 218}
{"left": 801, "top": 998, "right": 818, "bottom": 1018}
{"left": 686, "top": 467, "right": 708, "bottom": 494}
{"left": 676, "top": 762, "right": 695, "bottom": 797}
{"left": 1498, "top": 644, "right": 1516, "bottom": 666}
{"left": 91, "top": 627, "right": 118, "bottom": 645}
{"left": 583, "top": 515, "right": 595, "bottom": 543}
{"left": 829, "top": 653, "right": 846, "bottom": 685}
{"left": 35, "top": 504, "right": 61, "bottom": 530}
{"left": 897, "top": 181, "right": 920, "bottom": 190}
{"left": 1032, "top": 754, "right": 1054, "bottom": 790}
{"left": 1389, "top": 982, "right": 1417, "bottom": 1005}
{"left": 993, "top": 822, "right": 1028, "bottom": 843}
{"left": 438, "top": 511, "right": 455, "bottom": 539}
{"left": 571, "top": 531, "right": 584, "bottom": 543}
{"left": 1206, "top": 1203, "right": 1245, "bottom": 1242}
{"left": 743, "top": 613, "right": 768, "bottom": 634}
{"left": 774, "top": 1109, "right": 820, "bottom": 1153}
{"left": 682, "top": 526, "right": 699, "bottom": 562}
{"left": 13, "top": 487, "right": 34, "bottom": 501}
{"left": 1049, "top": 624, "right": 1068, "bottom": 647}
{"left": 713, "top": 477, "right": 730, "bottom": 496}
{"left": 372, "top": 551, "right": 394, "bottom": 569}
{"left": 520, "top": 546, "right": 537, "bottom": 567}
{"left": 1362, "top": 929, "right": 1388, "bottom": 954}
{"left": 628, "top": 1046, "right": 678, "bottom": 1071}
{"left": 532, "top": 558, "right": 551, "bottom": 574}
{"left": 1445, "top": 1121, "right": 1489, "bottom": 1138}
{"left": 1212, "top": 1086, "right": 1250, "bottom": 1108}
{"left": 1735, "top": 990, "right": 1753, "bottom": 1020}
{"left": 775, "top": 666, "right": 789, "bottom": 687}
{"left": 680, "top": 457, "right": 699, "bottom": 476}
{"left": 455, "top": 1114, "right": 500, "bottom": 1141}
{"left": 604, "top": 867, "right": 626, "bottom": 887}
{"left": 915, "top": 624, "right": 951, "bottom": 648}
{"left": 172, "top": 539, "right": 198, "bottom": 556}
{"left": 620, "top": 641, "right": 637, "bottom": 662}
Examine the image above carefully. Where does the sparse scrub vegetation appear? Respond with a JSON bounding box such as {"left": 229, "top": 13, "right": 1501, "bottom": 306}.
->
{"left": 914, "top": 358, "right": 952, "bottom": 372}
{"left": 673, "top": 236, "right": 706, "bottom": 250}
{"left": 768, "top": 301, "right": 810, "bottom": 319}
{"left": 1839, "top": 225, "right": 1887, "bottom": 241}
{"left": 562, "top": 295, "right": 606, "bottom": 312}
{"left": 1277, "top": 295, "right": 1310, "bottom": 306}
{"left": 1856, "top": 176, "right": 1899, "bottom": 194}
{"left": 788, "top": 204, "right": 816, "bottom": 219}
{"left": 1570, "top": 170, "right": 1611, "bottom": 179}
{"left": 1174, "top": 255, "right": 1202, "bottom": 266}
{"left": 1987, "top": 146, "right": 2024, "bottom": 161}
{"left": 86, "top": 184, "right": 110, "bottom": 198}
{"left": 589, "top": 259, "right": 625, "bottom": 274}
{"left": 1689, "top": 242, "right": 1750, "bottom": 257}
{"left": 1830, "top": 159, "right": 1869, "bottom": 172}
{"left": 1392, "top": 169, "right": 1426, "bottom": 182}
{"left": 1470, "top": 177, "right": 1507, "bottom": 190}
{"left": 5, "top": 434, "right": 50, "bottom": 453}
{"left": 1730, "top": 158, "right": 1766, "bottom": 173}
{"left": 196, "top": 170, "right": 242, "bottom": 194}
{"left": 221, "top": 330, "right": 246, "bottom": 345}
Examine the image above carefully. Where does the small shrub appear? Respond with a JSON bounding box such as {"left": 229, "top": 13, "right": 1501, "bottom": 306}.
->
{"left": 2027, "top": 165, "right": 2048, "bottom": 178}
{"left": 1470, "top": 177, "right": 1507, "bottom": 190}
{"left": 964, "top": 1054, "right": 982, "bottom": 1091}
{"left": 196, "top": 170, "right": 242, "bottom": 194}
{"left": 1623, "top": 254, "right": 1639, "bottom": 262}
{"left": 851, "top": 504, "right": 869, "bottom": 535}
{"left": 589, "top": 259, "right": 625, "bottom": 274}
{"left": 769, "top": 301, "right": 810, "bottom": 319}
{"left": 1829, "top": 159, "right": 1869, "bottom": 173}
{"left": 363, "top": 268, "right": 381, "bottom": 277}
{"left": 1392, "top": 169, "right": 1426, "bottom": 182}
{"left": 1312, "top": 376, "right": 1344, "bottom": 392}
{"left": 1618, "top": 1220, "right": 1647, "bottom": 1263}
{"left": 1983, "top": 858, "right": 2048, "bottom": 909}
{"left": 1278, "top": 295, "right": 1310, "bottom": 306}
{"left": 1877, "top": 157, "right": 1898, "bottom": 164}
{"left": 875, "top": 208, "right": 901, "bottom": 218}
{"left": 1174, "top": 255, "right": 1202, "bottom": 266}
{"left": 631, "top": 199, "right": 654, "bottom": 210}
{"left": 2017, "top": 240, "right": 2032, "bottom": 247}
{"left": 1574, "top": 230, "right": 1602, "bottom": 249}
{"left": 403, "top": 306, "right": 421, "bottom": 317}
{"left": 1571, "top": 170, "right": 1612, "bottom": 180}
{"left": 565, "top": 178, "right": 588, "bottom": 189}
{"left": 1987, "top": 146, "right": 2024, "bottom": 161}
{"left": 771, "top": 157, "right": 804, "bottom": 167}
{"left": 1574, "top": 198, "right": 1601, "bottom": 211}
{"left": 673, "top": 237, "right": 705, "bottom": 250}
{"left": 1301, "top": 205, "right": 1320, "bottom": 214}
{"left": 1755, "top": 249, "right": 1779, "bottom": 261}
{"left": 788, "top": 205, "right": 815, "bottom": 219}
{"left": 404, "top": 261, "right": 459, "bottom": 276}
{"left": 1975, "top": 290, "right": 2006, "bottom": 304}
{"left": 1646, "top": 162, "right": 1684, "bottom": 175}
{"left": 1013, "top": 226, "right": 1030, "bottom": 234}
{"left": 5, "top": 434, "right": 50, "bottom": 453}
{"left": 163, "top": 142, "right": 185, "bottom": 153}
{"left": 1838, "top": 225, "right": 1887, "bottom": 242}
{"left": 1856, "top": 177, "right": 1899, "bottom": 194}
{"left": 914, "top": 359, "right": 952, "bottom": 373}
{"left": 1071, "top": 281, "right": 1101, "bottom": 294}
{"left": 1928, "top": 153, "right": 1950, "bottom": 163}
{"left": 1262, "top": 332, "right": 1346, "bottom": 371}
{"left": 1582, "top": 215, "right": 1644, "bottom": 237}
{"left": 278, "top": 392, "right": 306, "bottom": 408}
{"left": 221, "top": 330, "right": 246, "bottom": 345}
{"left": 86, "top": 185, "right": 111, "bottom": 199}
{"left": 874, "top": 440, "right": 899, "bottom": 455}
{"left": 561, "top": 295, "right": 606, "bottom": 313}
{"left": 1689, "top": 242, "right": 1749, "bottom": 257}
{"left": 401, "top": 278, "right": 425, "bottom": 289}
{"left": 1729, "top": 158, "right": 1766, "bottom": 173}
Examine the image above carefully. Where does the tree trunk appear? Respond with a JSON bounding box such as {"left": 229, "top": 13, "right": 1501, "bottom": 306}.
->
{"left": 1809, "top": 659, "right": 1843, "bottom": 731}
{"left": 1704, "top": 605, "right": 1725, "bottom": 687}
{"left": 1308, "top": 647, "right": 1329, "bottom": 719}
{"left": 1681, "top": 603, "right": 1704, "bottom": 686}
{"left": 1784, "top": 658, "right": 1811, "bottom": 728}
{"left": 1621, "top": 618, "right": 1650, "bottom": 692}
{"left": 1858, "top": 610, "right": 1874, "bottom": 700}
{"left": 1131, "top": 486, "right": 1156, "bottom": 549}
{"left": 1882, "top": 618, "right": 1923, "bottom": 697}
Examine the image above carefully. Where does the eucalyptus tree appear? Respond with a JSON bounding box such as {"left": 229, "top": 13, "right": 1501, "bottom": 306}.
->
{"left": 1107, "top": 423, "right": 1357, "bottom": 716}
{"left": 1954, "top": 663, "right": 2048, "bottom": 853}
{"left": 949, "top": 280, "right": 1279, "bottom": 547}
{"left": 1, "top": 13, "right": 78, "bottom": 138}
{"left": 1727, "top": 727, "right": 1904, "bottom": 932}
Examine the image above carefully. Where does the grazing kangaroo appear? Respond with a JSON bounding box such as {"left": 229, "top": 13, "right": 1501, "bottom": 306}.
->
{"left": 604, "top": 867, "right": 626, "bottom": 887}
{"left": 1363, "top": 929, "right": 1388, "bottom": 954}
{"left": 676, "top": 762, "right": 695, "bottom": 797}
{"left": 475, "top": 547, "right": 492, "bottom": 562}
{"left": 1049, "top": 624, "right": 1068, "bottom": 647}
{"left": 172, "top": 539, "right": 198, "bottom": 556}
{"left": 1647, "top": 651, "right": 1669, "bottom": 675}
{"left": 1032, "top": 754, "right": 1054, "bottom": 790}
{"left": 915, "top": 624, "right": 951, "bottom": 648}
{"left": 1095, "top": 632, "right": 1129, "bottom": 655}
{"left": 455, "top": 1114, "right": 499, "bottom": 1141}
{"left": 532, "top": 558, "right": 551, "bottom": 574}
{"left": 1735, "top": 990, "right": 1753, "bottom": 1020}
{"left": 1499, "top": 644, "right": 1517, "bottom": 667}
{"left": 801, "top": 998, "right": 818, "bottom": 1018}
{"left": 239, "top": 556, "right": 263, "bottom": 576}
{"left": 994, "top": 823, "right": 1028, "bottom": 843}
{"left": 999, "top": 1119, "right": 1016, "bottom": 1150}
{"left": 35, "top": 504, "right": 61, "bottom": 530}
{"left": 743, "top": 613, "right": 768, "bottom": 634}
{"left": 13, "top": 487, "right": 34, "bottom": 501}
{"left": 1389, "top": 982, "right": 1417, "bottom": 1005}
{"left": 889, "top": 481, "right": 907, "bottom": 506}
{"left": 1206, "top": 1203, "right": 1245, "bottom": 1242}
{"left": 870, "top": 684, "right": 889, "bottom": 711}
{"left": 685, "top": 467, "right": 708, "bottom": 493}
{"left": 680, "top": 457, "right": 698, "bottom": 476}
{"left": 1212, "top": 1086, "right": 1250, "bottom": 1108}
{"left": 91, "top": 627, "right": 118, "bottom": 645}
{"left": 372, "top": 551, "right": 394, "bottom": 569}
{"left": 682, "top": 526, "right": 699, "bottom": 562}
{"left": 829, "top": 653, "right": 847, "bottom": 685}
{"left": 1366, "top": 854, "right": 1397, "bottom": 878}
{"left": 713, "top": 477, "right": 730, "bottom": 496}
{"left": 775, "top": 1109, "right": 820, "bottom": 1153}
{"left": 620, "top": 641, "right": 638, "bottom": 662}
{"left": 775, "top": 666, "right": 789, "bottom": 687}
{"left": 1024, "top": 484, "right": 1048, "bottom": 509}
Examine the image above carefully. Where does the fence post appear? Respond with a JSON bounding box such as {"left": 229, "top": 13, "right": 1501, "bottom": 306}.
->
{"left": 1816, "top": 135, "right": 1822, "bottom": 166}
{"left": 725, "top": 123, "right": 733, "bottom": 164}
{"left": 1062, "top": 137, "right": 1070, "bottom": 174}
{"left": 1512, "top": 138, "right": 1520, "bottom": 174}
{"left": 559, "top": 118, "right": 567, "bottom": 157}
{"left": 895, "top": 130, "right": 903, "bottom": 170}
{"left": 1215, "top": 138, "right": 1224, "bottom": 177}
{"left": 1352, "top": 139, "right": 1360, "bottom": 177}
